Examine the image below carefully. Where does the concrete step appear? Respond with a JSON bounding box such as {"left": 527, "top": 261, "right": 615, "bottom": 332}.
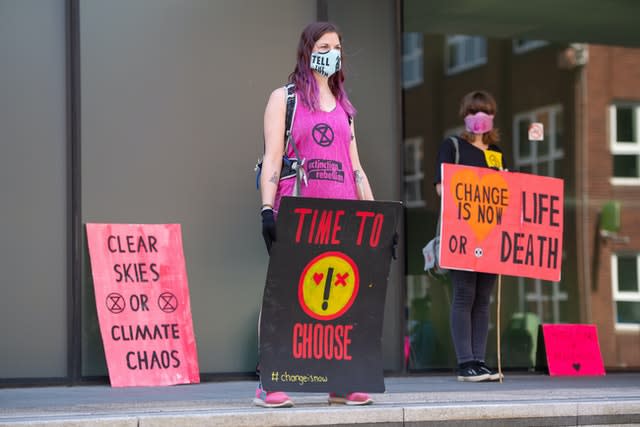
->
{"left": 1, "top": 374, "right": 639, "bottom": 426}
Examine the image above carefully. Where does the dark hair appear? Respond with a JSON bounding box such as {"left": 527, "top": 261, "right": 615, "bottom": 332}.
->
{"left": 288, "top": 22, "right": 356, "bottom": 116}
{"left": 459, "top": 90, "right": 499, "bottom": 145}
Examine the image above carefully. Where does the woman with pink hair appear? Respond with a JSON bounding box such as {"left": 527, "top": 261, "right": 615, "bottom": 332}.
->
{"left": 256, "top": 22, "right": 374, "bottom": 408}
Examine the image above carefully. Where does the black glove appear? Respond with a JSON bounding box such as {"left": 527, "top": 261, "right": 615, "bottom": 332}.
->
{"left": 261, "top": 208, "right": 276, "bottom": 254}
{"left": 391, "top": 231, "right": 399, "bottom": 260}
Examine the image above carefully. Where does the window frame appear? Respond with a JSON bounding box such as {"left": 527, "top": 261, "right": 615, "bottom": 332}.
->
{"left": 402, "top": 32, "right": 424, "bottom": 89}
{"left": 512, "top": 39, "right": 548, "bottom": 54}
{"left": 513, "top": 104, "right": 564, "bottom": 176}
{"left": 444, "top": 35, "right": 487, "bottom": 76}
{"left": 403, "top": 137, "right": 426, "bottom": 208}
{"left": 516, "top": 277, "right": 568, "bottom": 323}
{"left": 609, "top": 103, "right": 640, "bottom": 185}
{"left": 610, "top": 253, "right": 640, "bottom": 331}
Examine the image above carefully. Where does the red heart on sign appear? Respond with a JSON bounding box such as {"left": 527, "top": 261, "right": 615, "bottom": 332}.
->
{"left": 313, "top": 272, "right": 324, "bottom": 285}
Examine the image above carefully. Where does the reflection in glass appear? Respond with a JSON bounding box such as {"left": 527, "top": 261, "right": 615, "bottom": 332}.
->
{"left": 402, "top": 9, "right": 640, "bottom": 370}
{"left": 538, "top": 138, "right": 550, "bottom": 158}
{"left": 513, "top": 106, "right": 563, "bottom": 178}
{"left": 404, "top": 182, "right": 422, "bottom": 205}
{"left": 538, "top": 161, "right": 549, "bottom": 177}
{"left": 404, "top": 138, "right": 425, "bottom": 207}
{"left": 553, "top": 158, "right": 562, "bottom": 177}
{"left": 520, "top": 165, "right": 532, "bottom": 174}
{"left": 447, "top": 42, "right": 459, "bottom": 69}
{"left": 402, "top": 32, "right": 424, "bottom": 89}
{"left": 555, "top": 110, "right": 564, "bottom": 150}
{"left": 446, "top": 35, "right": 487, "bottom": 74}
{"left": 513, "top": 39, "right": 548, "bottom": 53}
{"left": 518, "top": 120, "right": 531, "bottom": 158}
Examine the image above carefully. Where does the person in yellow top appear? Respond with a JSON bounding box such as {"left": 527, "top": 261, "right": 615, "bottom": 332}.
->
{"left": 434, "top": 90, "right": 505, "bottom": 382}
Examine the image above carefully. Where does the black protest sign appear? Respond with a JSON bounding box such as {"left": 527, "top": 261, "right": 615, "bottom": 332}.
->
{"left": 259, "top": 197, "right": 402, "bottom": 393}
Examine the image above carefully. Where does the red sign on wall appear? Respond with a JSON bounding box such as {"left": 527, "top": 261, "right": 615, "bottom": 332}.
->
{"left": 440, "top": 164, "right": 564, "bottom": 281}
{"left": 541, "top": 324, "right": 606, "bottom": 376}
{"left": 86, "top": 223, "right": 200, "bottom": 387}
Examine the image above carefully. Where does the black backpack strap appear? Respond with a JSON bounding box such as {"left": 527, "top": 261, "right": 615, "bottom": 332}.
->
{"left": 255, "top": 84, "right": 300, "bottom": 191}
{"left": 284, "top": 83, "right": 297, "bottom": 153}
{"left": 282, "top": 83, "right": 306, "bottom": 196}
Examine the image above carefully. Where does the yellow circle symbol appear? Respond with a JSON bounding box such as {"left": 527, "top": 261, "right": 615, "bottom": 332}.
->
{"left": 298, "top": 251, "right": 359, "bottom": 321}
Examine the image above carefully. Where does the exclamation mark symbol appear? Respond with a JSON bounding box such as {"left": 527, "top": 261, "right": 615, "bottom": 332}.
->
{"left": 322, "top": 267, "right": 334, "bottom": 311}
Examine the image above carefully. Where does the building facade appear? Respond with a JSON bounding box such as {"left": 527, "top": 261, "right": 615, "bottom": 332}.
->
{"left": 1, "top": 0, "right": 402, "bottom": 384}
{"left": 1, "top": 0, "right": 638, "bottom": 385}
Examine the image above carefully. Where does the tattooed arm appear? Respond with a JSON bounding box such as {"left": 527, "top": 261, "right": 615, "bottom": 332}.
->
{"left": 260, "top": 87, "right": 287, "bottom": 209}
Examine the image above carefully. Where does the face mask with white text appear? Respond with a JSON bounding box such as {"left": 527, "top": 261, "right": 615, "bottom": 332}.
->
{"left": 310, "top": 49, "right": 341, "bottom": 78}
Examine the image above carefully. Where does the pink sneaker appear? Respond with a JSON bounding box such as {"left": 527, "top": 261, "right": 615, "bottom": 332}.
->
{"left": 253, "top": 386, "right": 294, "bottom": 408}
{"left": 328, "top": 392, "right": 373, "bottom": 405}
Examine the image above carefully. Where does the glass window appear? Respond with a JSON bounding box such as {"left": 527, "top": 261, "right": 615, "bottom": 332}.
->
{"left": 538, "top": 137, "right": 550, "bottom": 158}
{"left": 616, "top": 107, "right": 635, "bottom": 142}
{"left": 520, "top": 165, "right": 532, "bottom": 174}
{"left": 553, "top": 158, "right": 563, "bottom": 177}
{"left": 537, "top": 161, "right": 549, "bottom": 177}
{"left": 613, "top": 155, "right": 638, "bottom": 178}
{"left": 518, "top": 120, "right": 531, "bottom": 158}
{"left": 402, "top": 21, "right": 640, "bottom": 370}
{"left": 445, "top": 35, "right": 487, "bottom": 75}
{"left": 524, "top": 279, "right": 568, "bottom": 322}
{"left": 555, "top": 110, "right": 564, "bottom": 150}
{"left": 404, "top": 137, "right": 425, "bottom": 208}
{"left": 611, "top": 253, "right": 640, "bottom": 328}
{"left": 513, "top": 105, "right": 564, "bottom": 176}
{"left": 617, "top": 302, "right": 640, "bottom": 324}
{"left": 617, "top": 255, "right": 639, "bottom": 292}
{"left": 610, "top": 105, "right": 640, "bottom": 183}
{"left": 402, "top": 32, "right": 424, "bottom": 89}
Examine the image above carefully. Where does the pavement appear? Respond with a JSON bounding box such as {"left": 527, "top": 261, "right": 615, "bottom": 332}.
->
{"left": 1, "top": 373, "right": 640, "bottom": 426}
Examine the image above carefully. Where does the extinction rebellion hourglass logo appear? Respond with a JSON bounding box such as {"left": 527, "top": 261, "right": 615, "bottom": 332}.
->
{"left": 312, "top": 123, "right": 334, "bottom": 147}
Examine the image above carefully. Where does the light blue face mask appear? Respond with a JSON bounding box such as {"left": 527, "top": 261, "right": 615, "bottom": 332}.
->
{"left": 310, "top": 49, "right": 341, "bottom": 78}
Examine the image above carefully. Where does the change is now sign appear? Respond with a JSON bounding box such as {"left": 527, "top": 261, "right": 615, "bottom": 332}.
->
{"left": 86, "top": 223, "right": 199, "bottom": 387}
{"left": 440, "top": 164, "right": 564, "bottom": 281}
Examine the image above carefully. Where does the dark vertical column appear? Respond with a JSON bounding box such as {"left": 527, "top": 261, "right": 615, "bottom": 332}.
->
{"left": 317, "top": 0, "right": 328, "bottom": 21}
{"left": 393, "top": 0, "right": 408, "bottom": 374}
{"left": 66, "top": 0, "right": 82, "bottom": 384}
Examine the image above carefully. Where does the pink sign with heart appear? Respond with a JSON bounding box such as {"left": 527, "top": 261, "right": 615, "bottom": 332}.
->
{"left": 440, "top": 164, "right": 564, "bottom": 281}
{"left": 541, "top": 324, "right": 606, "bottom": 376}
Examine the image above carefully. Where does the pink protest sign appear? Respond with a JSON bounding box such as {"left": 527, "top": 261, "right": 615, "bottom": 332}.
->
{"left": 440, "top": 164, "right": 564, "bottom": 281}
{"left": 86, "top": 223, "right": 200, "bottom": 387}
{"left": 541, "top": 324, "right": 606, "bottom": 376}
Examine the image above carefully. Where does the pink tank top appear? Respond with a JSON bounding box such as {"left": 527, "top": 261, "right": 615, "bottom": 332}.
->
{"left": 274, "top": 96, "right": 357, "bottom": 212}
